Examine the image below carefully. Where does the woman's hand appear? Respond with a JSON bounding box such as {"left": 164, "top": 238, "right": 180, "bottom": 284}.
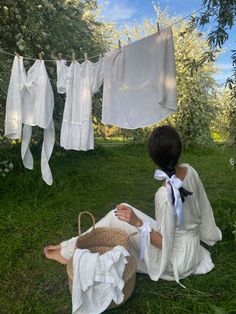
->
{"left": 115, "top": 204, "right": 143, "bottom": 228}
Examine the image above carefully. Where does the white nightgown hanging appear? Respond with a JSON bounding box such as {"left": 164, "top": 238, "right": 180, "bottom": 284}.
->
{"left": 5, "top": 56, "right": 55, "bottom": 185}
{"left": 102, "top": 26, "right": 177, "bottom": 129}
{"left": 56, "top": 58, "right": 103, "bottom": 151}
{"left": 60, "top": 164, "right": 222, "bottom": 287}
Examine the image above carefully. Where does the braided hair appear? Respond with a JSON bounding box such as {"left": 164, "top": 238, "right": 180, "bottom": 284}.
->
{"left": 148, "top": 125, "right": 192, "bottom": 203}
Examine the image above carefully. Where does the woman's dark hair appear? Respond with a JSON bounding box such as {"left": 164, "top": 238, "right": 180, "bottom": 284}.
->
{"left": 148, "top": 125, "right": 192, "bottom": 203}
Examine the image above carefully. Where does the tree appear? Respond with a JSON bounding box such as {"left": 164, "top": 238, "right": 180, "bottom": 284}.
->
{"left": 188, "top": 0, "right": 236, "bottom": 96}
{"left": 212, "top": 89, "right": 236, "bottom": 143}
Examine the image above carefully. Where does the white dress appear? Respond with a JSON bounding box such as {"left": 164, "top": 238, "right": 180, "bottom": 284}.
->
{"left": 5, "top": 56, "right": 55, "bottom": 185}
{"left": 56, "top": 59, "right": 104, "bottom": 151}
{"left": 102, "top": 27, "right": 177, "bottom": 129}
{"left": 60, "top": 164, "right": 222, "bottom": 286}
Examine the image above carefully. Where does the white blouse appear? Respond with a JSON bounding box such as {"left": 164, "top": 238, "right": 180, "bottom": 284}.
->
{"left": 5, "top": 56, "right": 55, "bottom": 185}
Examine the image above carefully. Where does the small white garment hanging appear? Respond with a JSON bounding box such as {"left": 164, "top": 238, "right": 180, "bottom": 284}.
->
{"left": 56, "top": 58, "right": 103, "bottom": 151}
{"left": 154, "top": 169, "right": 184, "bottom": 226}
{"left": 5, "top": 56, "right": 55, "bottom": 185}
{"left": 4, "top": 56, "right": 25, "bottom": 139}
{"left": 102, "top": 27, "right": 177, "bottom": 129}
{"left": 56, "top": 59, "right": 68, "bottom": 94}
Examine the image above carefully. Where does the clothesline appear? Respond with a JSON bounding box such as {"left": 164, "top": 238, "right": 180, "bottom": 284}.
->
{"left": 0, "top": 48, "right": 102, "bottom": 62}
{"left": 0, "top": 4, "right": 206, "bottom": 62}
{"left": 5, "top": 26, "right": 177, "bottom": 185}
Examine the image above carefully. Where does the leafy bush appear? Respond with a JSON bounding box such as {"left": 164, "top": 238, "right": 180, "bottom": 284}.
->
{"left": 212, "top": 89, "right": 236, "bottom": 144}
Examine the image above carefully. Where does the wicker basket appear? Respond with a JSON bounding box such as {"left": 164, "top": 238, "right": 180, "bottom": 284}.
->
{"left": 66, "top": 211, "right": 137, "bottom": 310}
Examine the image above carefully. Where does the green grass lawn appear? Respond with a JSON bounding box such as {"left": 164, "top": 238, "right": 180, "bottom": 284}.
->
{"left": 0, "top": 142, "right": 235, "bottom": 313}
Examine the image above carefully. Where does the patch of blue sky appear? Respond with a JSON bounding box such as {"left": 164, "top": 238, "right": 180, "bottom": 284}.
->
{"left": 98, "top": 0, "right": 235, "bottom": 85}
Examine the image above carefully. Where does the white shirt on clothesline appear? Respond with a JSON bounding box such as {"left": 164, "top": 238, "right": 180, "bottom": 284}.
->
{"left": 5, "top": 56, "right": 55, "bottom": 185}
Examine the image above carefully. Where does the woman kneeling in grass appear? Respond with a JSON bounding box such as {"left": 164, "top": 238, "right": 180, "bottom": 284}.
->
{"left": 44, "top": 125, "right": 222, "bottom": 286}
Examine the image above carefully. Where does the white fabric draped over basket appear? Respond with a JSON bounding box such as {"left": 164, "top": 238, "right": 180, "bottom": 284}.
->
{"left": 72, "top": 246, "right": 129, "bottom": 314}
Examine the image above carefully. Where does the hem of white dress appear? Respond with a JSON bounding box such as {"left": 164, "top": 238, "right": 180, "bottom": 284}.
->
{"left": 101, "top": 106, "right": 177, "bottom": 129}
{"left": 60, "top": 119, "right": 94, "bottom": 151}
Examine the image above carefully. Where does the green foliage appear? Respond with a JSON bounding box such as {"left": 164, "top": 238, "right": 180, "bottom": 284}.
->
{"left": 0, "top": 159, "right": 13, "bottom": 177}
{"left": 188, "top": 0, "right": 236, "bottom": 96}
{"left": 0, "top": 0, "right": 110, "bottom": 57}
{"left": 171, "top": 19, "right": 216, "bottom": 146}
{"left": 212, "top": 89, "right": 236, "bottom": 143}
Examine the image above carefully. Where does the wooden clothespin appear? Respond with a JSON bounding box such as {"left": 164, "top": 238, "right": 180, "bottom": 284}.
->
{"left": 156, "top": 22, "right": 161, "bottom": 34}
{"left": 72, "top": 50, "right": 76, "bottom": 62}
{"left": 58, "top": 53, "right": 62, "bottom": 60}
{"left": 118, "top": 39, "right": 121, "bottom": 49}
{"left": 84, "top": 51, "right": 88, "bottom": 61}
{"left": 39, "top": 52, "right": 43, "bottom": 60}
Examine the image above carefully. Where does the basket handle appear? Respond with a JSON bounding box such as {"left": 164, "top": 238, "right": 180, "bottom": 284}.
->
{"left": 129, "top": 231, "right": 138, "bottom": 237}
{"left": 78, "top": 211, "right": 96, "bottom": 236}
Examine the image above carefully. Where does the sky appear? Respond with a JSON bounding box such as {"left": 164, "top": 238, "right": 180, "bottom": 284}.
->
{"left": 98, "top": 0, "right": 236, "bottom": 85}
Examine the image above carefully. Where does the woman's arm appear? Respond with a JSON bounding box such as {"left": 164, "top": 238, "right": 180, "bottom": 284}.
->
{"left": 115, "top": 204, "right": 162, "bottom": 249}
{"left": 150, "top": 230, "right": 162, "bottom": 249}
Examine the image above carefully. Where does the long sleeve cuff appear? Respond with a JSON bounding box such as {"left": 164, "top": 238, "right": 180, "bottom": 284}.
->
{"left": 60, "top": 236, "right": 78, "bottom": 260}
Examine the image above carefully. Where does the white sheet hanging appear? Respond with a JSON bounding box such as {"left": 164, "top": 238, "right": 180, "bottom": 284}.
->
{"left": 5, "top": 56, "right": 55, "bottom": 185}
{"left": 102, "top": 27, "right": 177, "bottom": 129}
{"left": 56, "top": 58, "right": 103, "bottom": 151}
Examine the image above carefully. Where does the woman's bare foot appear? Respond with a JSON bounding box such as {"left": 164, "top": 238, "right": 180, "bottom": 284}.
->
{"left": 44, "top": 245, "right": 70, "bottom": 265}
